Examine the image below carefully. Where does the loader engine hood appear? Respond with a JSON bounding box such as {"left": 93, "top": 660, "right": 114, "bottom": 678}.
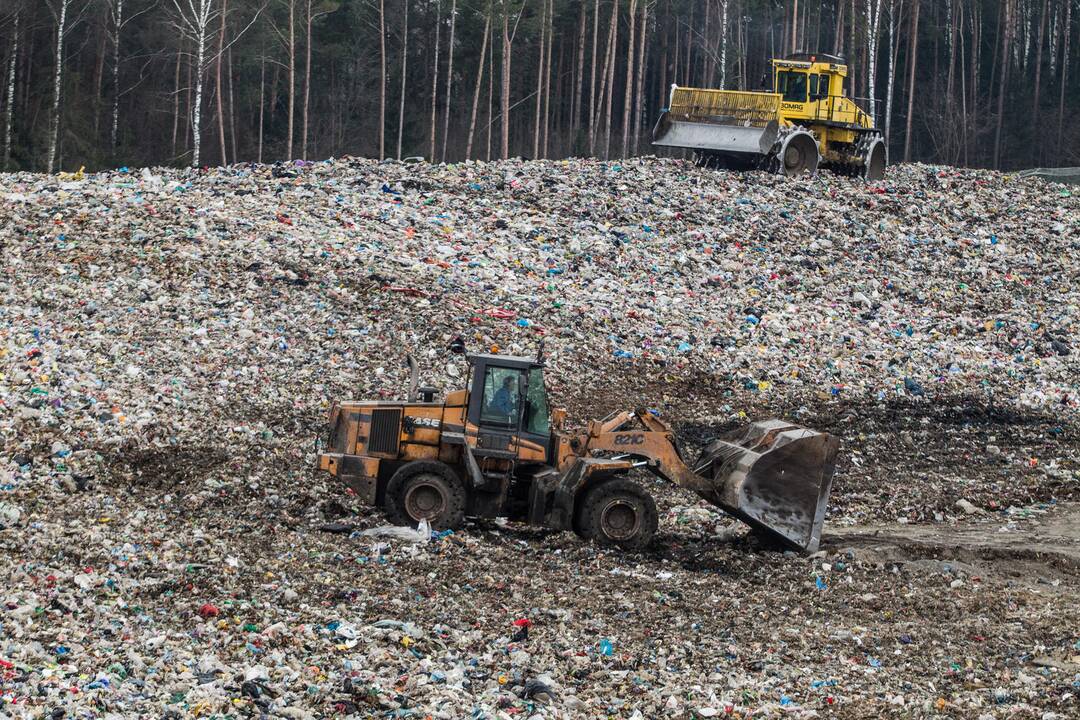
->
{"left": 694, "top": 420, "right": 839, "bottom": 553}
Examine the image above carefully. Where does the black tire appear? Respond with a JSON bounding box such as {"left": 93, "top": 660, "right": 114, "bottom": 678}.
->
{"left": 384, "top": 461, "right": 466, "bottom": 530}
{"left": 864, "top": 141, "right": 887, "bottom": 181}
{"left": 576, "top": 478, "right": 658, "bottom": 552}
{"left": 780, "top": 132, "right": 819, "bottom": 177}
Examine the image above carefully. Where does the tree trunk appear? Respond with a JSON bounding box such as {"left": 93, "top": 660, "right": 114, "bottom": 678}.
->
{"left": 834, "top": 0, "right": 845, "bottom": 56}
{"left": 959, "top": 6, "right": 968, "bottom": 165}
{"left": 884, "top": 0, "right": 901, "bottom": 150}
{"left": 533, "top": 0, "right": 544, "bottom": 158}
{"left": 1057, "top": 0, "right": 1069, "bottom": 154}
{"left": 903, "top": 0, "right": 919, "bottom": 162}
{"left": 500, "top": 2, "right": 509, "bottom": 159}
{"left": 429, "top": 0, "right": 441, "bottom": 161}
{"left": 303, "top": 0, "right": 313, "bottom": 160}
{"left": 993, "top": 0, "right": 1011, "bottom": 168}
{"left": 287, "top": 0, "right": 295, "bottom": 159}
{"left": 170, "top": 45, "right": 182, "bottom": 159}
{"left": 542, "top": 0, "right": 552, "bottom": 157}
{"left": 47, "top": 0, "right": 69, "bottom": 174}
{"left": 849, "top": 0, "right": 857, "bottom": 98}
{"left": 465, "top": 10, "right": 490, "bottom": 159}
{"left": 487, "top": 16, "right": 494, "bottom": 160}
{"left": 93, "top": 24, "right": 105, "bottom": 140}
{"left": 397, "top": 0, "right": 408, "bottom": 159}
{"left": 865, "top": 0, "right": 882, "bottom": 123}
{"left": 258, "top": 53, "right": 265, "bottom": 163}
{"left": 945, "top": 0, "right": 957, "bottom": 101}
{"left": 720, "top": 0, "right": 728, "bottom": 88}
{"left": 621, "top": 0, "right": 637, "bottom": 158}
{"left": 792, "top": 0, "right": 799, "bottom": 53}
{"left": 110, "top": 0, "right": 124, "bottom": 153}
{"left": 572, "top": 2, "right": 585, "bottom": 141}
{"left": 588, "top": 0, "right": 599, "bottom": 154}
{"left": 216, "top": 0, "right": 227, "bottom": 166}
{"left": 228, "top": 46, "right": 237, "bottom": 162}
{"left": 1031, "top": 0, "right": 1047, "bottom": 163}
{"left": 600, "top": 0, "right": 617, "bottom": 159}
{"left": 632, "top": 0, "right": 648, "bottom": 154}
{"left": 440, "top": 0, "right": 456, "bottom": 162}
{"left": 379, "top": 0, "right": 386, "bottom": 158}
{"left": 4, "top": 10, "right": 18, "bottom": 171}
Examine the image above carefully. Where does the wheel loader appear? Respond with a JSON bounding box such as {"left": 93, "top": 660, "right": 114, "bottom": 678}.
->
{"left": 652, "top": 53, "right": 887, "bottom": 179}
{"left": 317, "top": 351, "right": 839, "bottom": 553}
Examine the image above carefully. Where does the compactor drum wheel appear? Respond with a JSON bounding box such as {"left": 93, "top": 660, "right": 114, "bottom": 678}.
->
{"left": 779, "top": 131, "right": 819, "bottom": 177}
{"left": 864, "top": 139, "right": 887, "bottom": 180}
{"left": 385, "top": 462, "right": 466, "bottom": 530}
{"left": 576, "top": 479, "right": 658, "bottom": 551}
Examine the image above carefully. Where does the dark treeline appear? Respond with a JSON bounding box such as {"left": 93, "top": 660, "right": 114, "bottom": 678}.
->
{"left": 0, "top": 0, "right": 1077, "bottom": 174}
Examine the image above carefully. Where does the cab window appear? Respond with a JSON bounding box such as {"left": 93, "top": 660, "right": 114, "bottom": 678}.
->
{"left": 480, "top": 366, "right": 522, "bottom": 426}
{"left": 523, "top": 369, "right": 550, "bottom": 436}
{"left": 813, "top": 74, "right": 829, "bottom": 100}
{"left": 776, "top": 71, "right": 808, "bottom": 103}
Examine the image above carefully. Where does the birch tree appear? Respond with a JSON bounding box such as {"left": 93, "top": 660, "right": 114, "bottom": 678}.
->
{"left": 171, "top": 0, "right": 217, "bottom": 167}
{"left": 3, "top": 8, "right": 17, "bottom": 170}
{"left": 865, "top": 0, "right": 883, "bottom": 122}
{"left": 46, "top": 0, "right": 71, "bottom": 173}
{"left": 719, "top": 0, "right": 728, "bottom": 89}
{"left": 109, "top": 0, "right": 124, "bottom": 152}
{"left": 378, "top": 0, "right": 386, "bottom": 158}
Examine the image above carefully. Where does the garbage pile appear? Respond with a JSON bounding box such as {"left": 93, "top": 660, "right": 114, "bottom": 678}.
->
{"left": 1, "top": 157, "right": 1078, "bottom": 717}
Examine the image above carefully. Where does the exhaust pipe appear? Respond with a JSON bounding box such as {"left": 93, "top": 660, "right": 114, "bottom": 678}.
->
{"left": 406, "top": 354, "right": 419, "bottom": 402}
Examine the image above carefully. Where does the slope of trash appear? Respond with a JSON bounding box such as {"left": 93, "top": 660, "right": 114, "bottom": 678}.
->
{"left": 0, "top": 157, "right": 1078, "bottom": 717}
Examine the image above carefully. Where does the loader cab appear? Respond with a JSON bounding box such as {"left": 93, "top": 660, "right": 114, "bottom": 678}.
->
{"left": 465, "top": 354, "right": 552, "bottom": 463}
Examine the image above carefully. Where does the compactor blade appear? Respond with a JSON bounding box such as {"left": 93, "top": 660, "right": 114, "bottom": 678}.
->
{"left": 694, "top": 420, "right": 839, "bottom": 553}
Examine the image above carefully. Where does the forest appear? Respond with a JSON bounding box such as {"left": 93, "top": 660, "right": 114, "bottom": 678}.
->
{"left": 0, "top": 0, "right": 1077, "bottom": 174}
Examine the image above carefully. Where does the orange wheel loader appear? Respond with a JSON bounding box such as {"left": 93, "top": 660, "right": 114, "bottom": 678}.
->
{"left": 317, "top": 352, "right": 839, "bottom": 553}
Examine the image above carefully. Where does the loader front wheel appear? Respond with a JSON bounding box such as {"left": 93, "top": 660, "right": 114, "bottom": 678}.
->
{"left": 577, "top": 479, "right": 658, "bottom": 552}
{"left": 385, "top": 462, "right": 466, "bottom": 530}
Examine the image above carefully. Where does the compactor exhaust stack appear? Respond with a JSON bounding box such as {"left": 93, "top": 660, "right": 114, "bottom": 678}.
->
{"left": 693, "top": 420, "right": 839, "bottom": 553}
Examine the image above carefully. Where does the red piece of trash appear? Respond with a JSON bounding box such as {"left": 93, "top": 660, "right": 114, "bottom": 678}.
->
{"left": 383, "top": 286, "right": 427, "bottom": 298}
{"left": 198, "top": 603, "right": 220, "bottom": 619}
{"left": 513, "top": 618, "right": 532, "bottom": 628}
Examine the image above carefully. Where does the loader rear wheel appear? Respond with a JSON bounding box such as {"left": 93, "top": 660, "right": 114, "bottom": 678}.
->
{"left": 385, "top": 462, "right": 466, "bottom": 530}
{"left": 576, "top": 479, "right": 658, "bottom": 552}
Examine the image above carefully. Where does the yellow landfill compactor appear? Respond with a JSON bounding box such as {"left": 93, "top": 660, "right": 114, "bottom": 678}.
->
{"left": 652, "top": 53, "right": 887, "bottom": 179}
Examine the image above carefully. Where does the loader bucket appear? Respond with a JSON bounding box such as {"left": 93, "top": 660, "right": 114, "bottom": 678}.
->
{"left": 693, "top": 420, "right": 839, "bottom": 553}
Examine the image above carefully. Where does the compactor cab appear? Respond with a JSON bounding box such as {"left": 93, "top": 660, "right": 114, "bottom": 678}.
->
{"left": 319, "top": 353, "right": 839, "bottom": 553}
